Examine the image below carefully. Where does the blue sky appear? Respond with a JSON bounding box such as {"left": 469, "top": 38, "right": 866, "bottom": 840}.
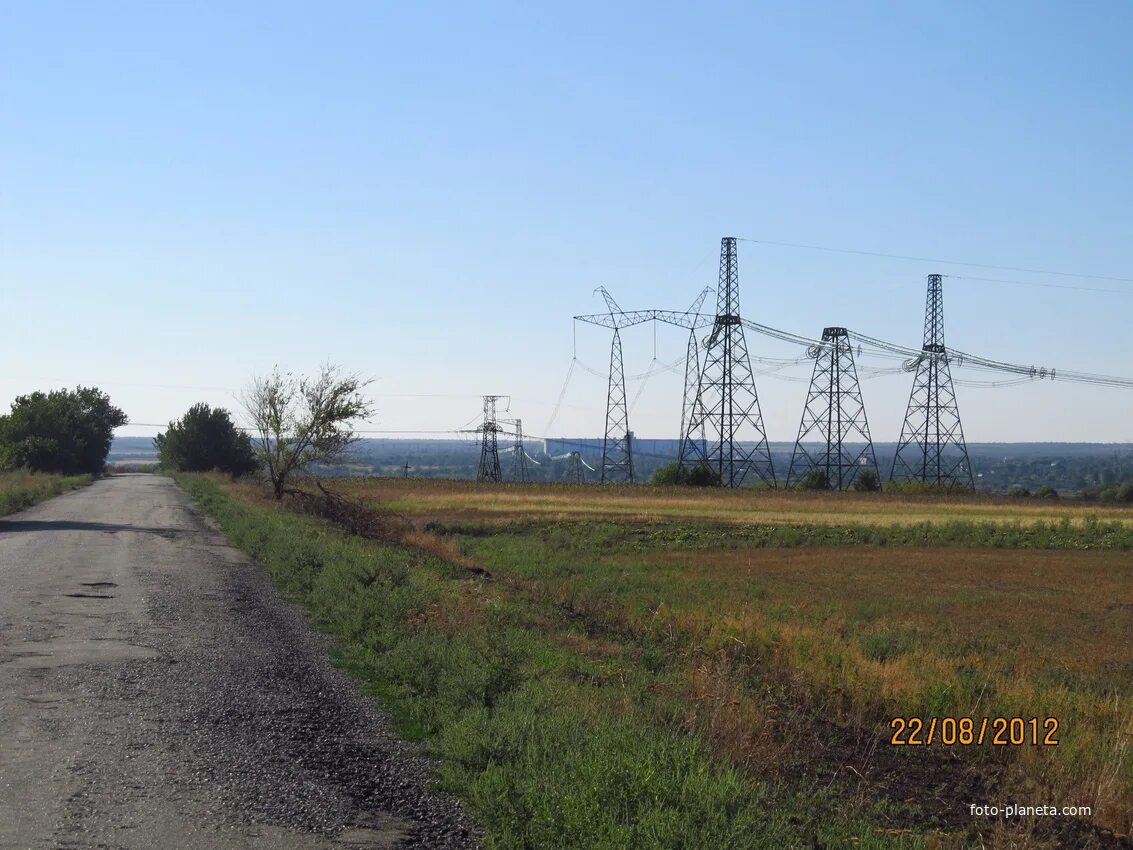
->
{"left": 2, "top": 1, "right": 1132, "bottom": 443}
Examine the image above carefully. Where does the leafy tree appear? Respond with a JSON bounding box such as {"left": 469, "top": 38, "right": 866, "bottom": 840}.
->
{"left": 241, "top": 364, "right": 375, "bottom": 499}
{"left": 154, "top": 403, "right": 258, "bottom": 476}
{"left": 0, "top": 387, "right": 127, "bottom": 474}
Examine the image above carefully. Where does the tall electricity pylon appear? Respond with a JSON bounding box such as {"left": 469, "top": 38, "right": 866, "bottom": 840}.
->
{"left": 786, "top": 327, "right": 879, "bottom": 490}
{"left": 602, "top": 325, "right": 634, "bottom": 483}
{"left": 511, "top": 418, "right": 529, "bottom": 483}
{"left": 890, "top": 274, "right": 974, "bottom": 488}
{"left": 679, "top": 237, "right": 776, "bottom": 487}
{"left": 476, "top": 395, "right": 504, "bottom": 483}
{"left": 573, "top": 286, "right": 714, "bottom": 485}
{"left": 571, "top": 287, "right": 643, "bottom": 484}
{"left": 678, "top": 325, "right": 707, "bottom": 466}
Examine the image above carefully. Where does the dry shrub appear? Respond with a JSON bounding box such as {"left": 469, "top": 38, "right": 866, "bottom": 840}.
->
{"left": 406, "top": 591, "right": 488, "bottom": 634}
{"left": 402, "top": 529, "right": 489, "bottom": 576}
{"left": 281, "top": 481, "right": 491, "bottom": 577}
{"left": 681, "top": 651, "right": 791, "bottom": 778}
{"left": 286, "top": 481, "right": 413, "bottom": 541}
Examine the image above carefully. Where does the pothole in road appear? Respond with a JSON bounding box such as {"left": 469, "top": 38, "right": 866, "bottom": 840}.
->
{"left": 80, "top": 582, "right": 118, "bottom": 588}
{"left": 333, "top": 813, "right": 415, "bottom": 849}
{"left": 64, "top": 593, "right": 115, "bottom": 599}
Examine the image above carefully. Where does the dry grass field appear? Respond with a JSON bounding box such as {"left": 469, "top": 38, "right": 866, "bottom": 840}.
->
{"left": 330, "top": 476, "right": 1133, "bottom": 528}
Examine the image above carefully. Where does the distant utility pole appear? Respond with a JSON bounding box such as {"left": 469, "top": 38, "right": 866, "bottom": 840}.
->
{"left": 786, "top": 327, "right": 879, "bottom": 490}
{"left": 476, "top": 395, "right": 504, "bottom": 483}
{"left": 550, "top": 450, "right": 593, "bottom": 484}
{"left": 566, "top": 451, "right": 586, "bottom": 484}
{"left": 890, "top": 274, "right": 974, "bottom": 488}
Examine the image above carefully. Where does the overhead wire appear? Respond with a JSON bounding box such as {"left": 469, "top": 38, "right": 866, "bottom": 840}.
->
{"left": 734, "top": 236, "right": 1133, "bottom": 286}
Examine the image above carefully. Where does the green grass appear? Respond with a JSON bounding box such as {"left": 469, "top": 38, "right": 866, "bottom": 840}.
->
{"left": 0, "top": 470, "right": 94, "bottom": 516}
{"left": 430, "top": 513, "right": 1133, "bottom": 551}
{"left": 177, "top": 473, "right": 931, "bottom": 850}
{"left": 449, "top": 520, "right": 1133, "bottom": 838}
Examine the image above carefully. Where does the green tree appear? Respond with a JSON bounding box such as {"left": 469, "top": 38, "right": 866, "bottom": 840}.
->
{"left": 0, "top": 387, "right": 127, "bottom": 474}
{"left": 241, "top": 364, "right": 375, "bottom": 499}
{"left": 154, "top": 403, "right": 258, "bottom": 476}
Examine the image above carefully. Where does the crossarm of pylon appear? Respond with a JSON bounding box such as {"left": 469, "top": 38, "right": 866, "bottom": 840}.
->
{"left": 652, "top": 310, "right": 715, "bottom": 329}
{"left": 573, "top": 311, "right": 658, "bottom": 329}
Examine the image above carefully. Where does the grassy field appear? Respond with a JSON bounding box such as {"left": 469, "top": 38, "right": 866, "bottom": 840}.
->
{"left": 333, "top": 477, "right": 1133, "bottom": 528}
{"left": 0, "top": 470, "right": 94, "bottom": 516}
{"left": 186, "top": 474, "right": 1133, "bottom": 849}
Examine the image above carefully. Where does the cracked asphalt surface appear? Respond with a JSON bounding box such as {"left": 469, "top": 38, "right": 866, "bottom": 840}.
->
{"left": 0, "top": 474, "right": 475, "bottom": 849}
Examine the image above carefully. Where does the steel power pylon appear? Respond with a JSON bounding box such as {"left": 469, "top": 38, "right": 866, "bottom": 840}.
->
{"left": 476, "top": 395, "right": 505, "bottom": 482}
{"left": 567, "top": 452, "right": 585, "bottom": 484}
{"left": 550, "top": 450, "right": 592, "bottom": 484}
{"left": 573, "top": 287, "right": 642, "bottom": 484}
{"left": 678, "top": 325, "right": 707, "bottom": 465}
{"left": 511, "top": 418, "right": 529, "bottom": 482}
{"left": 786, "top": 327, "right": 879, "bottom": 490}
{"left": 573, "top": 287, "right": 715, "bottom": 485}
{"left": 679, "top": 237, "right": 776, "bottom": 487}
{"left": 890, "top": 274, "right": 974, "bottom": 488}
{"left": 601, "top": 326, "right": 634, "bottom": 483}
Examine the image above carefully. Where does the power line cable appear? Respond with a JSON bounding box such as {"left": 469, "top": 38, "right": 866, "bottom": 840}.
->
{"left": 944, "top": 274, "right": 1131, "bottom": 296}
{"left": 735, "top": 237, "right": 1133, "bottom": 285}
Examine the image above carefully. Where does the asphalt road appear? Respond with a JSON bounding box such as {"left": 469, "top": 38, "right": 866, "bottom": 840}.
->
{"left": 0, "top": 474, "right": 474, "bottom": 850}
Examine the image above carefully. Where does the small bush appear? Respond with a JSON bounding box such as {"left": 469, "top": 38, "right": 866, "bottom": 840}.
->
{"left": 650, "top": 462, "right": 721, "bottom": 487}
{"left": 797, "top": 468, "right": 830, "bottom": 491}
{"left": 851, "top": 469, "right": 881, "bottom": 492}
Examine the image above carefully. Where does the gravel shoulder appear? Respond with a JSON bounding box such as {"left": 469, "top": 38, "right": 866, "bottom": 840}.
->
{"left": 0, "top": 474, "right": 474, "bottom": 850}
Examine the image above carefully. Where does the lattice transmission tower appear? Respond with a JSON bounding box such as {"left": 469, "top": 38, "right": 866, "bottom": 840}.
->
{"left": 601, "top": 327, "right": 634, "bottom": 483}
{"left": 678, "top": 319, "right": 708, "bottom": 465}
{"left": 679, "top": 237, "right": 776, "bottom": 487}
{"left": 549, "top": 450, "right": 590, "bottom": 484}
{"left": 573, "top": 287, "right": 713, "bottom": 486}
{"left": 510, "top": 419, "right": 529, "bottom": 483}
{"left": 890, "top": 274, "right": 974, "bottom": 488}
{"left": 786, "top": 327, "right": 879, "bottom": 490}
{"left": 476, "top": 395, "right": 504, "bottom": 483}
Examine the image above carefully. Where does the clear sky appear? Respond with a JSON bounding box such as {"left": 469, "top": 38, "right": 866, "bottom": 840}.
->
{"left": 2, "top": 1, "right": 1132, "bottom": 444}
